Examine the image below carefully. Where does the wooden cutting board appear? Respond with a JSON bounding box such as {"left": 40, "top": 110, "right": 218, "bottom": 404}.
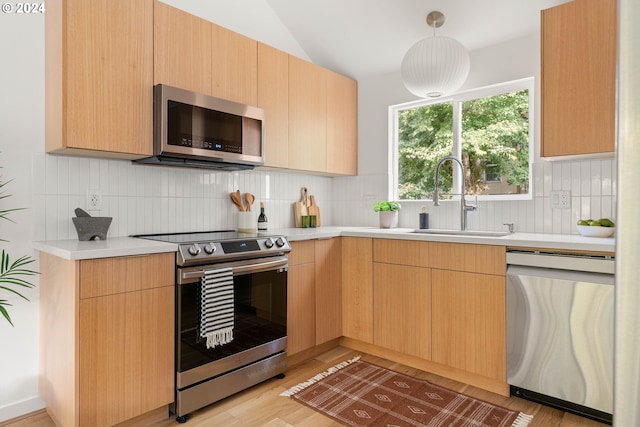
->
{"left": 308, "top": 195, "right": 321, "bottom": 227}
{"left": 293, "top": 187, "right": 308, "bottom": 227}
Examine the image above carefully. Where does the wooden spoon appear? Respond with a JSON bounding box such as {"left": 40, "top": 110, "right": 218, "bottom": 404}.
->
{"left": 244, "top": 193, "right": 255, "bottom": 212}
{"left": 230, "top": 190, "right": 245, "bottom": 211}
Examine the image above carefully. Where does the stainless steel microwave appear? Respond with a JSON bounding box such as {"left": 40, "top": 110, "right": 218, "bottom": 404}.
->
{"left": 135, "top": 84, "right": 264, "bottom": 170}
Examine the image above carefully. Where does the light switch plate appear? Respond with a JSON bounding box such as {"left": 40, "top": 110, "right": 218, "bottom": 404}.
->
{"left": 551, "top": 190, "right": 571, "bottom": 209}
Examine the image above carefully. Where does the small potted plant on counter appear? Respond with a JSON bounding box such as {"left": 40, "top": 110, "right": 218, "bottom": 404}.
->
{"left": 373, "top": 201, "right": 401, "bottom": 229}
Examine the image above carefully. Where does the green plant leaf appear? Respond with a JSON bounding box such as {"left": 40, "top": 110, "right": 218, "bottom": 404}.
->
{"left": 0, "top": 301, "right": 15, "bottom": 327}
{"left": 1, "top": 167, "right": 39, "bottom": 327}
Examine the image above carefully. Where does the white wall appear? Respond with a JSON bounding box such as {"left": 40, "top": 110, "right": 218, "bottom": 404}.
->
{"left": 0, "top": 4, "right": 617, "bottom": 424}
{"left": 0, "top": 9, "right": 46, "bottom": 421}
{"left": 0, "top": 1, "right": 327, "bottom": 422}
{"left": 333, "top": 35, "right": 616, "bottom": 233}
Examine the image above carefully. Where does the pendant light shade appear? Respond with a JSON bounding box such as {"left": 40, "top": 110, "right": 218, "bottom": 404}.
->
{"left": 401, "top": 11, "right": 470, "bottom": 98}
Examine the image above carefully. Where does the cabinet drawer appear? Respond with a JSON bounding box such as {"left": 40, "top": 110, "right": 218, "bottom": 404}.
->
{"left": 289, "top": 240, "right": 315, "bottom": 266}
{"left": 429, "top": 242, "right": 505, "bottom": 276}
{"left": 80, "top": 253, "right": 175, "bottom": 299}
{"left": 373, "top": 239, "right": 428, "bottom": 266}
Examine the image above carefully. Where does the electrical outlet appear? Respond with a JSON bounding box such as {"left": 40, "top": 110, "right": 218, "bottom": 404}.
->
{"left": 550, "top": 190, "right": 571, "bottom": 209}
{"left": 86, "top": 190, "right": 102, "bottom": 211}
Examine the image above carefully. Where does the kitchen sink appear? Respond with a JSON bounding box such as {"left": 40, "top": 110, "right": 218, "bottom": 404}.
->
{"left": 409, "top": 229, "right": 511, "bottom": 237}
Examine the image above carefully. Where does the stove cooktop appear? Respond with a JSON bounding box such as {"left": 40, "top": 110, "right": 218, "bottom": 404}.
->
{"left": 133, "top": 230, "right": 268, "bottom": 244}
{"left": 132, "top": 230, "right": 291, "bottom": 265}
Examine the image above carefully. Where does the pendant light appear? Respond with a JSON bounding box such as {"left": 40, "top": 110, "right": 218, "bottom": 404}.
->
{"left": 401, "top": 11, "right": 470, "bottom": 98}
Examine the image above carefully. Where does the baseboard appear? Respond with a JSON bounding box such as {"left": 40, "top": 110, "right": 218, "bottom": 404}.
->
{"left": 339, "top": 337, "right": 510, "bottom": 397}
{"left": 287, "top": 339, "right": 341, "bottom": 367}
{"left": 0, "top": 396, "right": 46, "bottom": 425}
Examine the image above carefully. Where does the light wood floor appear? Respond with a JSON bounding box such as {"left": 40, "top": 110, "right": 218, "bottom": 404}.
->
{"left": 4, "top": 346, "right": 608, "bottom": 427}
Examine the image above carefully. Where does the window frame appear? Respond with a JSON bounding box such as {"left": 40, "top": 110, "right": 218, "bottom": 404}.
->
{"left": 389, "top": 77, "right": 535, "bottom": 202}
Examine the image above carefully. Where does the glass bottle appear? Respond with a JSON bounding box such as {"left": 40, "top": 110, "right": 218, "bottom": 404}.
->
{"left": 257, "top": 202, "right": 268, "bottom": 231}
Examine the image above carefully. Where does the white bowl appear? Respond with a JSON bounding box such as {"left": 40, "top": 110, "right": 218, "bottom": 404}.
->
{"left": 576, "top": 225, "right": 615, "bottom": 238}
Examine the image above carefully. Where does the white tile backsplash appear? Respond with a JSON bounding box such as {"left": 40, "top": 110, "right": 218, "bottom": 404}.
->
{"left": 35, "top": 154, "right": 616, "bottom": 240}
{"left": 333, "top": 157, "right": 616, "bottom": 235}
{"left": 35, "top": 155, "right": 335, "bottom": 241}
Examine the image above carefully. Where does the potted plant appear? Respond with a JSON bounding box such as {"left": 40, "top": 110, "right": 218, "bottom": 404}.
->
{"left": 1, "top": 170, "right": 38, "bottom": 326}
{"left": 373, "top": 201, "right": 401, "bottom": 228}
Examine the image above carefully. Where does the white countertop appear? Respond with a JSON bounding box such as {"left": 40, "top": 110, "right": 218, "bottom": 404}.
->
{"left": 34, "top": 227, "right": 615, "bottom": 260}
{"left": 275, "top": 227, "right": 616, "bottom": 253}
{"left": 33, "top": 237, "right": 178, "bottom": 260}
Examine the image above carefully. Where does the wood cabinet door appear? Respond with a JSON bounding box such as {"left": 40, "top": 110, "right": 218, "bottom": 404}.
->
{"left": 78, "top": 286, "right": 174, "bottom": 427}
{"left": 429, "top": 243, "right": 505, "bottom": 275}
{"left": 541, "top": 0, "right": 616, "bottom": 157}
{"left": 326, "top": 70, "right": 358, "bottom": 175}
{"left": 53, "top": 0, "right": 153, "bottom": 157}
{"left": 287, "top": 262, "right": 316, "bottom": 355}
{"left": 289, "top": 56, "right": 327, "bottom": 173}
{"left": 211, "top": 23, "right": 258, "bottom": 106}
{"left": 341, "top": 237, "right": 373, "bottom": 343}
{"left": 154, "top": 1, "right": 212, "bottom": 95}
{"left": 373, "top": 263, "right": 431, "bottom": 360}
{"left": 315, "top": 238, "right": 342, "bottom": 344}
{"left": 431, "top": 270, "right": 506, "bottom": 381}
{"left": 258, "top": 43, "right": 289, "bottom": 169}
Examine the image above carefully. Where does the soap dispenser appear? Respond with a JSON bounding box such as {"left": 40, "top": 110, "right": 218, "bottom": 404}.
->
{"left": 419, "top": 207, "right": 429, "bottom": 229}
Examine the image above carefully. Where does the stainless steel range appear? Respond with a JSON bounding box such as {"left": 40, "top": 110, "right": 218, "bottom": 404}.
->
{"left": 134, "top": 230, "right": 291, "bottom": 423}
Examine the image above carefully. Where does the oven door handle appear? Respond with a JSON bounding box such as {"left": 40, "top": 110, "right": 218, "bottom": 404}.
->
{"left": 179, "top": 256, "right": 288, "bottom": 284}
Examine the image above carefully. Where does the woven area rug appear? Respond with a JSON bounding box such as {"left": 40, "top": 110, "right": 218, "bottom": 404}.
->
{"left": 281, "top": 356, "right": 532, "bottom": 427}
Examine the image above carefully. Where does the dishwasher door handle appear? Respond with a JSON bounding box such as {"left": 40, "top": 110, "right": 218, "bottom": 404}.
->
{"left": 506, "top": 252, "right": 615, "bottom": 274}
{"left": 506, "top": 265, "right": 614, "bottom": 286}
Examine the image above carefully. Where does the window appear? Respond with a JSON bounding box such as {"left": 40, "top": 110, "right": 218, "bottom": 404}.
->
{"left": 391, "top": 78, "right": 533, "bottom": 201}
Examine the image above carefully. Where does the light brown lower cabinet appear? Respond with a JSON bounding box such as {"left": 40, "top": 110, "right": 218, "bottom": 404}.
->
{"left": 287, "top": 240, "right": 316, "bottom": 355}
{"left": 315, "top": 238, "right": 342, "bottom": 345}
{"left": 341, "top": 238, "right": 507, "bottom": 396}
{"left": 39, "top": 252, "right": 175, "bottom": 427}
{"left": 373, "top": 263, "right": 431, "bottom": 360}
{"left": 287, "top": 238, "right": 343, "bottom": 356}
{"left": 341, "top": 237, "right": 373, "bottom": 343}
{"left": 431, "top": 269, "right": 506, "bottom": 381}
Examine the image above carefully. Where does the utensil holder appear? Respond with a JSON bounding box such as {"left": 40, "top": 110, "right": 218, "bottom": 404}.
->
{"left": 238, "top": 212, "right": 257, "bottom": 232}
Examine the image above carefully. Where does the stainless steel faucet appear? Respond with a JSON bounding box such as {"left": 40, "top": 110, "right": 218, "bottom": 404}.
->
{"left": 433, "top": 156, "right": 477, "bottom": 231}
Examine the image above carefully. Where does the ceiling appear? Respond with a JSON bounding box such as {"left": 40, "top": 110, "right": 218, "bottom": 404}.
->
{"left": 161, "top": 0, "right": 572, "bottom": 81}
{"left": 263, "top": 0, "right": 571, "bottom": 79}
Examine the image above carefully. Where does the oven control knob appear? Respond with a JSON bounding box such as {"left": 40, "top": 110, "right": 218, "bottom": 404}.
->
{"left": 188, "top": 243, "right": 201, "bottom": 256}
{"left": 264, "top": 238, "right": 275, "bottom": 248}
{"left": 275, "top": 237, "right": 286, "bottom": 247}
{"left": 203, "top": 243, "right": 216, "bottom": 254}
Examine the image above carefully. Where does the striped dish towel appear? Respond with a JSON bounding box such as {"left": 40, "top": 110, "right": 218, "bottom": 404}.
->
{"left": 200, "top": 267, "right": 234, "bottom": 349}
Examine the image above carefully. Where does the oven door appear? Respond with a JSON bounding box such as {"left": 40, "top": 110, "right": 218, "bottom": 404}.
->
{"left": 176, "top": 255, "right": 287, "bottom": 389}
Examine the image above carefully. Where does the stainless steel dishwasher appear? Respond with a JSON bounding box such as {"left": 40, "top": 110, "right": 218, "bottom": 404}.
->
{"left": 506, "top": 250, "right": 614, "bottom": 424}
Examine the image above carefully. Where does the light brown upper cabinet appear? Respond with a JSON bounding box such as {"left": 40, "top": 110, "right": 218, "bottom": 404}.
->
{"left": 154, "top": 2, "right": 257, "bottom": 106}
{"left": 154, "top": 1, "right": 212, "bottom": 95}
{"left": 258, "top": 43, "right": 289, "bottom": 169}
{"left": 288, "top": 56, "right": 358, "bottom": 175}
{"left": 45, "top": 0, "right": 153, "bottom": 158}
{"left": 211, "top": 23, "right": 258, "bottom": 106}
{"left": 541, "top": 0, "right": 617, "bottom": 158}
{"left": 326, "top": 70, "right": 358, "bottom": 175}
{"left": 289, "top": 56, "right": 328, "bottom": 173}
